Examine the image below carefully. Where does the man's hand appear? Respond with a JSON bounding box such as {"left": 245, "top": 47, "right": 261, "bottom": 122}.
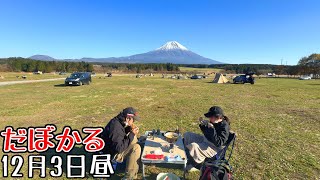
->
{"left": 131, "top": 123, "right": 136, "bottom": 129}
{"left": 132, "top": 127, "right": 139, "bottom": 135}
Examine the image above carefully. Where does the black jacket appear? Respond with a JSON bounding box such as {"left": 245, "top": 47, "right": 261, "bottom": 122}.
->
{"left": 101, "top": 117, "right": 135, "bottom": 157}
{"left": 199, "top": 120, "right": 230, "bottom": 148}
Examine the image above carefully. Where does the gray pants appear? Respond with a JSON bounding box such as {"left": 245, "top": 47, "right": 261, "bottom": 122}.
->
{"left": 184, "top": 132, "right": 218, "bottom": 164}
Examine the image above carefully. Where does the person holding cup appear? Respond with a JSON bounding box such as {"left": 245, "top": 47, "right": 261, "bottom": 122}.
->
{"left": 101, "top": 107, "right": 141, "bottom": 179}
{"left": 183, "top": 106, "right": 231, "bottom": 172}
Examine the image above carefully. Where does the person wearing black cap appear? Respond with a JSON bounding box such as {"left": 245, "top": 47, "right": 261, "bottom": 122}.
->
{"left": 183, "top": 106, "right": 230, "bottom": 172}
{"left": 101, "top": 107, "right": 141, "bottom": 179}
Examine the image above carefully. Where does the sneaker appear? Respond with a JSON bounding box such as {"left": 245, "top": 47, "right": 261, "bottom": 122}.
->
{"left": 186, "top": 164, "right": 200, "bottom": 172}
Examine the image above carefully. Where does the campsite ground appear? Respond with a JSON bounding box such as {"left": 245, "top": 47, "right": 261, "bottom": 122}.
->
{"left": 0, "top": 72, "right": 69, "bottom": 82}
{"left": 0, "top": 74, "right": 319, "bottom": 179}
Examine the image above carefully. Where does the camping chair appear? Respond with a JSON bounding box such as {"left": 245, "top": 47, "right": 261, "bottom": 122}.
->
{"left": 213, "top": 132, "right": 236, "bottom": 161}
{"left": 199, "top": 132, "right": 236, "bottom": 180}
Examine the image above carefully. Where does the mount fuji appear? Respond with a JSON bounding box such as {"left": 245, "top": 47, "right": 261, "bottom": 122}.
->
{"left": 116, "top": 41, "right": 223, "bottom": 64}
{"left": 29, "top": 41, "right": 223, "bottom": 64}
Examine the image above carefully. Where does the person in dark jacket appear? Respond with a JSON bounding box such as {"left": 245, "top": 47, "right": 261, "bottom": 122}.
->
{"left": 184, "top": 106, "right": 230, "bottom": 172}
{"left": 101, "top": 107, "right": 141, "bottom": 179}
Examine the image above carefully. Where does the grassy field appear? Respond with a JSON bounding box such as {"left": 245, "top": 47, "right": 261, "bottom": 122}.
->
{"left": 0, "top": 74, "right": 319, "bottom": 179}
{"left": 0, "top": 72, "right": 69, "bottom": 82}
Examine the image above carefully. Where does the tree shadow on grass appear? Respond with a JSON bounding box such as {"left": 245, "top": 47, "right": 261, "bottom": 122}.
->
{"left": 54, "top": 84, "right": 66, "bottom": 87}
{"left": 39, "top": 145, "right": 125, "bottom": 179}
{"left": 39, "top": 145, "right": 185, "bottom": 179}
{"left": 205, "top": 82, "right": 234, "bottom": 84}
{"left": 142, "top": 163, "right": 186, "bottom": 180}
{"left": 40, "top": 146, "right": 92, "bottom": 178}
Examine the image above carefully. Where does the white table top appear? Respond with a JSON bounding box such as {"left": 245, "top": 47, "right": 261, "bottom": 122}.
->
{"left": 141, "top": 131, "right": 187, "bottom": 164}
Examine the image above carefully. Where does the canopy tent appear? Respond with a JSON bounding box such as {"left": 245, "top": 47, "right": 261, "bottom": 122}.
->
{"left": 212, "top": 73, "right": 229, "bottom": 83}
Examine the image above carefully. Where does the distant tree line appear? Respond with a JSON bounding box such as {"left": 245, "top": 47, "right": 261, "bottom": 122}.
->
{"left": 179, "top": 53, "right": 320, "bottom": 77}
{"left": 0, "top": 58, "right": 180, "bottom": 73}
{"left": 1, "top": 54, "right": 319, "bottom": 77}
{"left": 180, "top": 64, "right": 280, "bottom": 74}
{"left": 1, "top": 57, "right": 94, "bottom": 73}
{"left": 95, "top": 62, "right": 180, "bottom": 73}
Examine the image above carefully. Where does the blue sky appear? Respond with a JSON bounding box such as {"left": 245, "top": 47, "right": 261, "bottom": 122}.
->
{"left": 0, "top": 0, "right": 319, "bottom": 65}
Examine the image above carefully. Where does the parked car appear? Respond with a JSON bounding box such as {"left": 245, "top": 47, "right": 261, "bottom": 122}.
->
{"left": 267, "top": 73, "right": 276, "bottom": 77}
{"left": 59, "top": 72, "right": 67, "bottom": 75}
{"left": 233, "top": 74, "right": 255, "bottom": 84}
{"left": 190, "top": 75, "right": 203, "bottom": 79}
{"left": 65, "top": 72, "right": 91, "bottom": 86}
{"left": 299, "top": 76, "right": 312, "bottom": 80}
{"left": 33, "top": 71, "right": 43, "bottom": 75}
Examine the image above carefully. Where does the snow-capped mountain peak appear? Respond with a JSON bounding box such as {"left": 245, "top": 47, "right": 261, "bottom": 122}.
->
{"left": 156, "top": 41, "right": 188, "bottom": 51}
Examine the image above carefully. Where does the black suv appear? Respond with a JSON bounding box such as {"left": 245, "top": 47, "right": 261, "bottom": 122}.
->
{"left": 65, "top": 72, "right": 91, "bottom": 86}
{"left": 233, "top": 73, "right": 255, "bottom": 84}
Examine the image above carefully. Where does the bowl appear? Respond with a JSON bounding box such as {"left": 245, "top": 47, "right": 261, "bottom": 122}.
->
{"left": 164, "top": 132, "right": 178, "bottom": 144}
{"left": 156, "top": 173, "right": 180, "bottom": 180}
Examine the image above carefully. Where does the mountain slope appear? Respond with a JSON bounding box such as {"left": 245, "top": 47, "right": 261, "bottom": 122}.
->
{"left": 28, "top": 41, "right": 224, "bottom": 64}
{"left": 29, "top": 55, "right": 56, "bottom": 61}
{"left": 112, "top": 41, "right": 223, "bottom": 64}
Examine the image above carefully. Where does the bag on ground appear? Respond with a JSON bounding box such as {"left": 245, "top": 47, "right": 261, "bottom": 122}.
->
{"left": 200, "top": 159, "right": 233, "bottom": 180}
